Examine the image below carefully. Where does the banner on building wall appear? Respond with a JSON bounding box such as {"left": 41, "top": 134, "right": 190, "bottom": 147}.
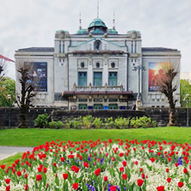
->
{"left": 148, "top": 62, "right": 172, "bottom": 92}
{"left": 24, "top": 62, "right": 47, "bottom": 92}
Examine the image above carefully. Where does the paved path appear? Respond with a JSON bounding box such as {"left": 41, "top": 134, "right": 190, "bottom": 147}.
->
{"left": 0, "top": 146, "right": 33, "bottom": 160}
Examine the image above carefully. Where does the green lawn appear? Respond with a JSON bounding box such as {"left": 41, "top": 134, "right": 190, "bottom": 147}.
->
{"left": 0, "top": 127, "right": 191, "bottom": 147}
{"left": 0, "top": 153, "right": 22, "bottom": 167}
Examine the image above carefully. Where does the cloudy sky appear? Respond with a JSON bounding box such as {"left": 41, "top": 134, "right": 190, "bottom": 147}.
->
{"left": 0, "top": 0, "right": 191, "bottom": 79}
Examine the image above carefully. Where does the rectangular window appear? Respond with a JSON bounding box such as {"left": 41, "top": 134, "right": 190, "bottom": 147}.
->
{"left": 131, "top": 41, "right": 133, "bottom": 53}
{"left": 62, "top": 43, "right": 65, "bottom": 53}
{"left": 93, "top": 72, "right": 102, "bottom": 86}
{"left": 78, "top": 72, "right": 87, "bottom": 87}
{"left": 108, "top": 72, "right": 117, "bottom": 86}
{"left": 59, "top": 41, "right": 61, "bottom": 53}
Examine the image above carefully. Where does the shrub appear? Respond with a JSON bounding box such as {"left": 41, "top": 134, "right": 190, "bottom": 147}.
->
{"left": 92, "top": 117, "right": 102, "bottom": 129}
{"left": 130, "top": 116, "right": 157, "bottom": 128}
{"left": 34, "top": 114, "right": 49, "bottom": 128}
{"left": 82, "top": 115, "right": 93, "bottom": 129}
{"left": 49, "top": 121, "right": 64, "bottom": 129}
{"left": 114, "top": 117, "right": 129, "bottom": 129}
{"left": 104, "top": 117, "right": 114, "bottom": 129}
{"left": 70, "top": 119, "right": 82, "bottom": 129}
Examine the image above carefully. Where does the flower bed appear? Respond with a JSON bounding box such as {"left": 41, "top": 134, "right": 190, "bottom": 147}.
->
{"left": 0, "top": 139, "right": 191, "bottom": 190}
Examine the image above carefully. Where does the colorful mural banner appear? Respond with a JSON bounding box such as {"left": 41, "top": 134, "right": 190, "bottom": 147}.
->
{"left": 24, "top": 62, "right": 47, "bottom": 92}
{"left": 148, "top": 62, "right": 172, "bottom": 92}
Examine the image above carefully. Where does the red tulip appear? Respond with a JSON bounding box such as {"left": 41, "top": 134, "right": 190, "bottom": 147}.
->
{"left": 5, "top": 178, "right": 11, "bottom": 184}
{"left": 178, "top": 181, "right": 184, "bottom": 188}
{"left": 63, "top": 173, "right": 68, "bottom": 179}
{"left": 73, "top": 183, "right": 78, "bottom": 190}
{"left": 104, "top": 176, "right": 108, "bottom": 181}
{"left": 167, "top": 177, "right": 171, "bottom": 183}
{"left": 36, "top": 174, "right": 42, "bottom": 181}
{"left": 122, "top": 174, "right": 127, "bottom": 180}
{"left": 156, "top": 186, "right": 164, "bottom": 191}
{"left": 137, "top": 179, "right": 144, "bottom": 187}
{"left": 94, "top": 168, "right": 101, "bottom": 176}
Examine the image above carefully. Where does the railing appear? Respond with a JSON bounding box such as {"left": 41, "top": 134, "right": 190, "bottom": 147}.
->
{"left": 74, "top": 85, "right": 123, "bottom": 92}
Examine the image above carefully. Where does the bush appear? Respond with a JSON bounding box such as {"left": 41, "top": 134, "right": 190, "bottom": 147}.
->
{"left": 34, "top": 114, "right": 49, "bottom": 128}
{"left": 82, "top": 115, "right": 93, "bottom": 129}
{"left": 93, "top": 118, "right": 102, "bottom": 129}
{"left": 130, "top": 116, "right": 157, "bottom": 128}
{"left": 49, "top": 121, "right": 64, "bottom": 129}
{"left": 114, "top": 117, "right": 129, "bottom": 129}
{"left": 104, "top": 117, "right": 114, "bottom": 129}
{"left": 70, "top": 119, "right": 82, "bottom": 129}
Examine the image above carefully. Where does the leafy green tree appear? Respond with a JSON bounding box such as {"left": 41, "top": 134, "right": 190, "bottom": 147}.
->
{"left": 0, "top": 77, "right": 15, "bottom": 107}
{"left": 180, "top": 79, "right": 191, "bottom": 107}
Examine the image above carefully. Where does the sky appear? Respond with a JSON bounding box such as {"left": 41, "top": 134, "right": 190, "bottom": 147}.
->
{"left": 0, "top": 0, "right": 191, "bottom": 79}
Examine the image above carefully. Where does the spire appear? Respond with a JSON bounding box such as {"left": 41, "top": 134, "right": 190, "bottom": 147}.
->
{"left": 79, "top": 12, "right": 82, "bottom": 30}
{"left": 97, "top": 0, "right": 99, "bottom": 18}
{"left": 113, "top": 11, "right": 116, "bottom": 30}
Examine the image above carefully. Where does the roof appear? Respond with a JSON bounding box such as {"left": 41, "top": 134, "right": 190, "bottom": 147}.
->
{"left": 88, "top": 18, "right": 107, "bottom": 28}
{"left": 142, "top": 47, "right": 178, "bottom": 52}
{"left": 77, "top": 29, "right": 88, "bottom": 35}
{"left": 108, "top": 29, "right": 118, "bottom": 35}
{"left": 17, "top": 47, "right": 54, "bottom": 52}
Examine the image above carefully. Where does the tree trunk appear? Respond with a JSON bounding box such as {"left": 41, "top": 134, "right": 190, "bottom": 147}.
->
{"left": 18, "top": 108, "right": 27, "bottom": 128}
{"left": 168, "top": 97, "right": 176, "bottom": 126}
{"left": 168, "top": 107, "right": 176, "bottom": 126}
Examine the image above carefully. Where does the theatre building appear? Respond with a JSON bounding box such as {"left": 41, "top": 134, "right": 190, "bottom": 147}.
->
{"left": 15, "top": 18, "right": 181, "bottom": 110}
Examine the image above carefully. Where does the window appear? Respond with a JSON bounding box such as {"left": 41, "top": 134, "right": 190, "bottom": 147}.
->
{"left": 79, "top": 104, "right": 87, "bottom": 110}
{"left": 111, "top": 62, "right": 115, "bottom": 68}
{"left": 108, "top": 72, "right": 117, "bottom": 86}
{"left": 96, "top": 62, "right": 100, "bottom": 68}
{"left": 78, "top": 72, "right": 87, "bottom": 87}
{"left": 93, "top": 72, "right": 102, "bottom": 86}
{"left": 94, "top": 40, "right": 101, "bottom": 50}
{"left": 59, "top": 41, "right": 61, "bottom": 53}
{"left": 80, "top": 62, "right": 85, "bottom": 68}
{"left": 109, "top": 104, "right": 118, "bottom": 110}
{"left": 93, "top": 104, "right": 103, "bottom": 110}
{"left": 62, "top": 43, "right": 65, "bottom": 53}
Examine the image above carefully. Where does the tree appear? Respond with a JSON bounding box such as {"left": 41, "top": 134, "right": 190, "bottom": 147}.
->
{"left": 157, "top": 66, "right": 178, "bottom": 126}
{"left": 180, "top": 79, "right": 191, "bottom": 107}
{"left": 0, "top": 77, "right": 15, "bottom": 107}
{"left": 16, "top": 67, "right": 36, "bottom": 128}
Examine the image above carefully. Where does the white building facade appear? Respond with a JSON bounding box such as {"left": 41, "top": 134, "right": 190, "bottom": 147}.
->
{"left": 15, "top": 18, "right": 181, "bottom": 109}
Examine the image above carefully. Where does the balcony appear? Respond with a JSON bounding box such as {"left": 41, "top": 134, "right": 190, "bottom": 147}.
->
{"left": 72, "top": 83, "right": 124, "bottom": 92}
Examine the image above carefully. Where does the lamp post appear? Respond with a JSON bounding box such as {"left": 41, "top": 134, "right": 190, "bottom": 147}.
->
{"left": 184, "top": 94, "right": 190, "bottom": 127}
{"left": 7, "top": 94, "right": 11, "bottom": 128}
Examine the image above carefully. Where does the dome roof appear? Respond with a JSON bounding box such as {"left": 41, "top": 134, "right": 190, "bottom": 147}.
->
{"left": 88, "top": 18, "right": 107, "bottom": 28}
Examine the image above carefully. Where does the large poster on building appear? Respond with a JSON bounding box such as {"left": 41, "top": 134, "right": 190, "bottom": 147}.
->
{"left": 148, "top": 62, "right": 172, "bottom": 92}
{"left": 24, "top": 62, "right": 47, "bottom": 92}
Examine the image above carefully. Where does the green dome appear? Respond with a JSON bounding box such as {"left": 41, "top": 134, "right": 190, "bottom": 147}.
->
{"left": 88, "top": 18, "right": 107, "bottom": 28}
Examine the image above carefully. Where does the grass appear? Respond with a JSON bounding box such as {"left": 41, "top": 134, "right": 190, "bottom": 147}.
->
{"left": 0, "top": 153, "right": 22, "bottom": 167}
{"left": 0, "top": 127, "right": 191, "bottom": 147}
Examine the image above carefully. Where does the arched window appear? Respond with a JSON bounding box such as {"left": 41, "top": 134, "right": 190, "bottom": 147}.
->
{"left": 94, "top": 40, "right": 101, "bottom": 50}
{"left": 111, "top": 62, "right": 115, "bottom": 68}
{"left": 80, "top": 62, "right": 85, "bottom": 68}
{"left": 96, "top": 62, "right": 100, "bottom": 68}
